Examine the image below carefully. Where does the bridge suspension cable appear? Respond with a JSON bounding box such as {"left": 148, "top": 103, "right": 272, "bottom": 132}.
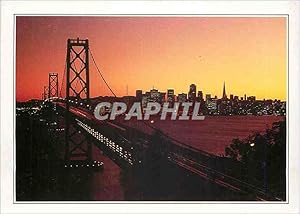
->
{"left": 59, "top": 53, "right": 67, "bottom": 98}
{"left": 89, "top": 48, "right": 117, "bottom": 97}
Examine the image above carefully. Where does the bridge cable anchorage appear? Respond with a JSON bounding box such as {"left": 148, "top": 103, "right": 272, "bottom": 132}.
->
{"left": 89, "top": 48, "right": 117, "bottom": 97}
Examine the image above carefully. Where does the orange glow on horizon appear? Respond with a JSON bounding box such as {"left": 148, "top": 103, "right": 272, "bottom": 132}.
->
{"left": 16, "top": 16, "right": 286, "bottom": 101}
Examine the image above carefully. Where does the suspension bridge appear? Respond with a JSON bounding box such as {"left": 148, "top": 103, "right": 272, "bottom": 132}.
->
{"left": 40, "top": 38, "right": 282, "bottom": 201}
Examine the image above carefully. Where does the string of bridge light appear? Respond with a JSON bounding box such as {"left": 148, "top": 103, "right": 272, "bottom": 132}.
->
{"left": 75, "top": 118, "right": 134, "bottom": 165}
{"left": 65, "top": 160, "right": 103, "bottom": 169}
{"left": 66, "top": 98, "right": 90, "bottom": 108}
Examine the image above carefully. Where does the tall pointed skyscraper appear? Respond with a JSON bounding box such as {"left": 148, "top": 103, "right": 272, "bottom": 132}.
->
{"left": 222, "top": 81, "right": 227, "bottom": 99}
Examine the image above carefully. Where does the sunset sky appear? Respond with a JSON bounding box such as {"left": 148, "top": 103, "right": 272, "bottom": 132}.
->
{"left": 16, "top": 16, "right": 286, "bottom": 101}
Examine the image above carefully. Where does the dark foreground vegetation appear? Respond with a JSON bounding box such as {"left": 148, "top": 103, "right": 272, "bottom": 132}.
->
{"left": 225, "top": 120, "right": 286, "bottom": 200}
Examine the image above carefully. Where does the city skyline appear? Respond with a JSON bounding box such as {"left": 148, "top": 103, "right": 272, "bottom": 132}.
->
{"left": 16, "top": 16, "right": 286, "bottom": 101}
{"left": 37, "top": 81, "right": 284, "bottom": 102}
{"left": 115, "top": 82, "right": 284, "bottom": 101}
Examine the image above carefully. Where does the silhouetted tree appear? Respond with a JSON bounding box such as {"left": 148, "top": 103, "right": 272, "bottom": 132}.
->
{"left": 224, "top": 120, "right": 286, "bottom": 199}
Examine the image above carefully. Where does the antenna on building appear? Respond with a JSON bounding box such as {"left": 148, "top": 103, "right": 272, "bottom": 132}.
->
{"left": 222, "top": 81, "right": 227, "bottom": 99}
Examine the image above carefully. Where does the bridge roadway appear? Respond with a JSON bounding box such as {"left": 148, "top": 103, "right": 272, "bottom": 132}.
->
{"left": 53, "top": 101, "right": 281, "bottom": 201}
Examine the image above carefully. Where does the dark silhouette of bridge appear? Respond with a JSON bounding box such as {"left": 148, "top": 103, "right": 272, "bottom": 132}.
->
{"left": 41, "top": 38, "right": 282, "bottom": 201}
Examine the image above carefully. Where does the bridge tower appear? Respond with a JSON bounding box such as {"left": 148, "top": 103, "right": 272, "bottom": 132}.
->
{"left": 43, "top": 86, "right": 49, "bottom": 100}
{"left": 65, "top": 38, "right": 92, "bottom": 162}
{"left": 48, "top": 73, "right": 59, "bottom": 98}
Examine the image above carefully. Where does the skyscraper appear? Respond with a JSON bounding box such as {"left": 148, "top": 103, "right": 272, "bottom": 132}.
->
{"left": 150, "top": 88, "right": 160, "bottom": 102}
{"left": 197, "top": 90, "right": 203, "bottom": 101}
{"left": 205, "top": 94, "right": 211, "bottom": 102}
{"left": 178, "top": 93, "right": 187, "bottom": 103}
{"left": 222, "top": 82, "right": 227, "bottom": 99}
{"left": 167, "top": 89, "right": 175, "bottom": 104}
{"left": 206, "top": 98, "right": 218, "bottom": 112}
{"left": 247, "top": 96, "right": 256, "bottom": 102}
{"left": 136, "top": 90, "right": 142, "bottom": 101}
{"left": 160, "top": 92, "right": 166, "bottom": 103}
{"left": 188, "top": 84, "right": 197, "bottom": 102}
{"left": 142, "top": 92, "right": 150, "bottom": 108}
